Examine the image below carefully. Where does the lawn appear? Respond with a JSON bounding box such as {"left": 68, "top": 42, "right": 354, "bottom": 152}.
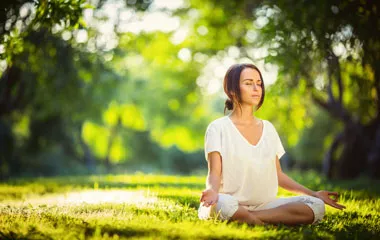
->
{"left": 0, "top": 171, "right": 379, "bottom": 239}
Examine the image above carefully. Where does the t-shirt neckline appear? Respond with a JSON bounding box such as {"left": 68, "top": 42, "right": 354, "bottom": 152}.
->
{"left": 226, "top": 113, "right": 265, "bottom": 148}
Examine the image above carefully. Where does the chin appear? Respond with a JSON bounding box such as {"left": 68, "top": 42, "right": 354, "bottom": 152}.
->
{"left": 248, "top": 103, "right": 258, "bottom": 108}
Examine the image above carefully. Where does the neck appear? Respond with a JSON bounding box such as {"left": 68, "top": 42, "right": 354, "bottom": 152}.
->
{"left": 229, "top": 104, "right": 258, "bottom": 123}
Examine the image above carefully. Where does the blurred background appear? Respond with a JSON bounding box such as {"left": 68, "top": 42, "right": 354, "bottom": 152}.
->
{"left": 0, "top": 0, "right": 379, "bottom": 180}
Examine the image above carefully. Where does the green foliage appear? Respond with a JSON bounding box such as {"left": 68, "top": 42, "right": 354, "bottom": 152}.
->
{"left": 0, "top": 172, "right": 379, "bottom": 239}
{"left": 2, "top": 0, "right": 379, "bottom": 177}
{"left": 290, "top": 105, "right": 343, "bottom": 168}
{"left": 0, "top": 0, "right": 87, "bottom": 63}
{"left": 180, "top": 0, "right": 380, "bottom": 173}
{"left": 114, "top": 31, "right": 213, "bottom": 152}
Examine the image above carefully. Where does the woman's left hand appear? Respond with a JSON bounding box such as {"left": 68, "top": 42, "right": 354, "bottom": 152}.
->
{"left": 315, "top": 190, "right": 346, "bottom": 210}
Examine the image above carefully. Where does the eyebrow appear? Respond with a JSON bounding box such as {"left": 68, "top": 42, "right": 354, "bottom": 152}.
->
{"left": 243, "top": 79, "right": 262, "bottom": 82}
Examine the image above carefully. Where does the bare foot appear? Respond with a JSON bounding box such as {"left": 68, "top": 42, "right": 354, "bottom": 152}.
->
{"left": 249, "top": 212, "right": 265, "bottom": 225}
{"left": 230, "top": 206, "right": 265, "bottom": 225}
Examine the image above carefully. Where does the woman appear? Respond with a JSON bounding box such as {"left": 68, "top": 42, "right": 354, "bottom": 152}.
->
{"left": 198, "top": 63, "right": 345, "bottom": 225}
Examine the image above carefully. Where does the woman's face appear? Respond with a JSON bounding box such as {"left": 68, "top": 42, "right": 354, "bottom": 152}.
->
{"left": 237, "top": 67, "right": 263, "bottom": 107}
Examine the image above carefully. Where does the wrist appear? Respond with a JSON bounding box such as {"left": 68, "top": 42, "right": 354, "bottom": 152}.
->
{"left": 311, "top": 190, "right": 319, "bottom": 198}
{"left": 206, "top": 186, "right": 218, "bottom": 192}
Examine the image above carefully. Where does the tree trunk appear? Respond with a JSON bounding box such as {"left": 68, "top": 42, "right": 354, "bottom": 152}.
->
{"left": 336, "top": 123, "right": 366, "bottom": 179}
{"left": 0, "top": 66, "right": 24, "bottom": 118}
{"left": 367, "top": 118, "right": 380, "bottom": 178}
{"left": 0, "top": 120, "right": 13, "bottom": 181}
{"left": 322, "top": 132, "right": 343, "bottom": 179}
{"left": 313, "top": 51, "right": 380, "bottom": 179}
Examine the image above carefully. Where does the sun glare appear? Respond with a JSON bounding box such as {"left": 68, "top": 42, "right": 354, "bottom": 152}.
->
{"left": 5, "top": 190, "right": 159, "bottom": 206}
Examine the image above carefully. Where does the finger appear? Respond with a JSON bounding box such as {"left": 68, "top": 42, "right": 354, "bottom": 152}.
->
{"left": 331, "top": 203, "right": 342, "bottom": 210}
{"left": 328, "top": 202, "right": 342, "bottom": 210}
{"left": 335, "top": 202, "right": 346, "bottom": 209}
{"left": 202, "top": 197, "right": 211, "bottom": 204}
{"left": 328, "top": 192, "right": 339, "bottom": 197}
{"left": 328, "top": 196, "right": 338, "bottom": 202}
{"left": 328, "top": 193, "right": 339, "bottom": 201}
{"left": 336, "top": 204, "right": 345, "bottom": 210}
{"left": 206, "top": 200, "right": 215, "bottom": 206}
{"left": 200, "top": 195, "right": 209, "bottom": 203}
{"left": 329, "top": 201, "right": 345, "bottom": 210}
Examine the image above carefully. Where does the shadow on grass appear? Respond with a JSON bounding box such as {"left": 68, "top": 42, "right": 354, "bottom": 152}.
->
{"left": 0, "top": 226, "right": 156, "bottom": 240}
{"left": 0, "top": 227, "right": 53, "bottom": 240}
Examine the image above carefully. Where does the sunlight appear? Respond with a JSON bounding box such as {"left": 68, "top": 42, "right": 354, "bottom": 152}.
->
{"left": 12, "top": 190, "right": 158, "bottom": 206}
{"left": 196, "top": 54, "right": 279, "bottom": 96}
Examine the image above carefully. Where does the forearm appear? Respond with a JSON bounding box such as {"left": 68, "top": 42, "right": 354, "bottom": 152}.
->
{"left": 206, "top": 173, "right": 221, "bottom": 192}
{"left": 278, "top": 172, "right": 316, "bottom": 197}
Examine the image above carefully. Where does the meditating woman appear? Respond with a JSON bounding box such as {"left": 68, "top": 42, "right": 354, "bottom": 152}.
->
{"left": 198, "top": 63, "right": 345, "bottom": 225}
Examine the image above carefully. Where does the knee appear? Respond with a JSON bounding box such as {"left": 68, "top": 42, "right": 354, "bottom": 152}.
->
{"left": 302, "top": 196, "right": 325, "bottom": 224}
{"left": 312, "top": 197, "right": 325, "bottom": 223}
{"left": 198, "top": 193, "right": 239, "bottom": 221}
{"left": 213, "top": 193, "right": 239, "bottom": 220}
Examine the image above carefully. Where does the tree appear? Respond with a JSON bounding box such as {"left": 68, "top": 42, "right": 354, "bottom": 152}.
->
{"left": 180, "top": 0, "right": 380, "bottom": 178}
{"left": 255, "top": 0, "right": 380, "bottom": 179}
{"left": 0, "top": 0, "right": 87, "bottom": 178}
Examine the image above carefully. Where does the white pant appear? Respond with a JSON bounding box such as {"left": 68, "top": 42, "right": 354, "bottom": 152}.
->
{"left": 198, "top": 194, "right": 325, "bottom": 224}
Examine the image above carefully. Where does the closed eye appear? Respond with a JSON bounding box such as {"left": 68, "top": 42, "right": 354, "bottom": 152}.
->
{"left": 246, "top": 83, "right": 262, "bottom": 86}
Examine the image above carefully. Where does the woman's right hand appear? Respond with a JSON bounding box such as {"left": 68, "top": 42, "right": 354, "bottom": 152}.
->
{"left": 200, "top": 188, "right": 218, "bottom": 207}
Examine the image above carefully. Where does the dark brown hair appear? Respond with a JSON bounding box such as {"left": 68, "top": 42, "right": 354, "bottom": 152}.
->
{"left": 223, "top": 63, "right": 265, "bottom": 115}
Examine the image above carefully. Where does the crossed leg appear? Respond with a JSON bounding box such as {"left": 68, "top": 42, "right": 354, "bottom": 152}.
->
{"left": 198, "top": 194, "right": 324, "bottom": 225}
{"left": 231, "top": 202, "right": 314, "bottom": 225}
{"left": 229, "top": 206, "right": 264, "bottom": 225}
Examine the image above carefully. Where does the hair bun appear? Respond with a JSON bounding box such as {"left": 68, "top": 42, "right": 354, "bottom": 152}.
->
{"left": 225, "top": 99, "right": 233, "bottom": 110}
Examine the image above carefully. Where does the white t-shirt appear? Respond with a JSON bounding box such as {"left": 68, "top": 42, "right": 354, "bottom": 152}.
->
{"left": 204, "top": 113, "right": 286, "bottom": 206}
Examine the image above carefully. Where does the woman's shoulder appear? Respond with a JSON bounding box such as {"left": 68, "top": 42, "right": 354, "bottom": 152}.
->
{"left": 262, "top": 119, "right": 274, "bottom": 128}
{"left": 262, "top": 119, "right": 279, "bottom": 134}
{"left": 206, "top": 115, "right": 230, "bottom": 131}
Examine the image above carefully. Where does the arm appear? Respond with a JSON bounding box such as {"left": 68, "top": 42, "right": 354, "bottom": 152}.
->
{"left": 200, "top": 151, "right": 222, "bottom": 207}
{"left": 276, "top": 156, "right": 346, "bottom": 210}
{"left": 206, "top": 151, "right": 222, "bottom": 191}
{"left": 275, "top": 156, "right": 316, "bottom": 197}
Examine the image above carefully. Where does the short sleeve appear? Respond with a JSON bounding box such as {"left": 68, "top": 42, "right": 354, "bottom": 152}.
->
{"left": 273, "top": 125, "right": 286, "bottom": 159}
{"left": 204, "top": 123, "right": 222, "bottom": 161}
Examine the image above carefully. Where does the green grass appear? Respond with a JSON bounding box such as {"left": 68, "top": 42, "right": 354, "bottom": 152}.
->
{"left": 0, "top": 171, "right": 379, "bottom": 239}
